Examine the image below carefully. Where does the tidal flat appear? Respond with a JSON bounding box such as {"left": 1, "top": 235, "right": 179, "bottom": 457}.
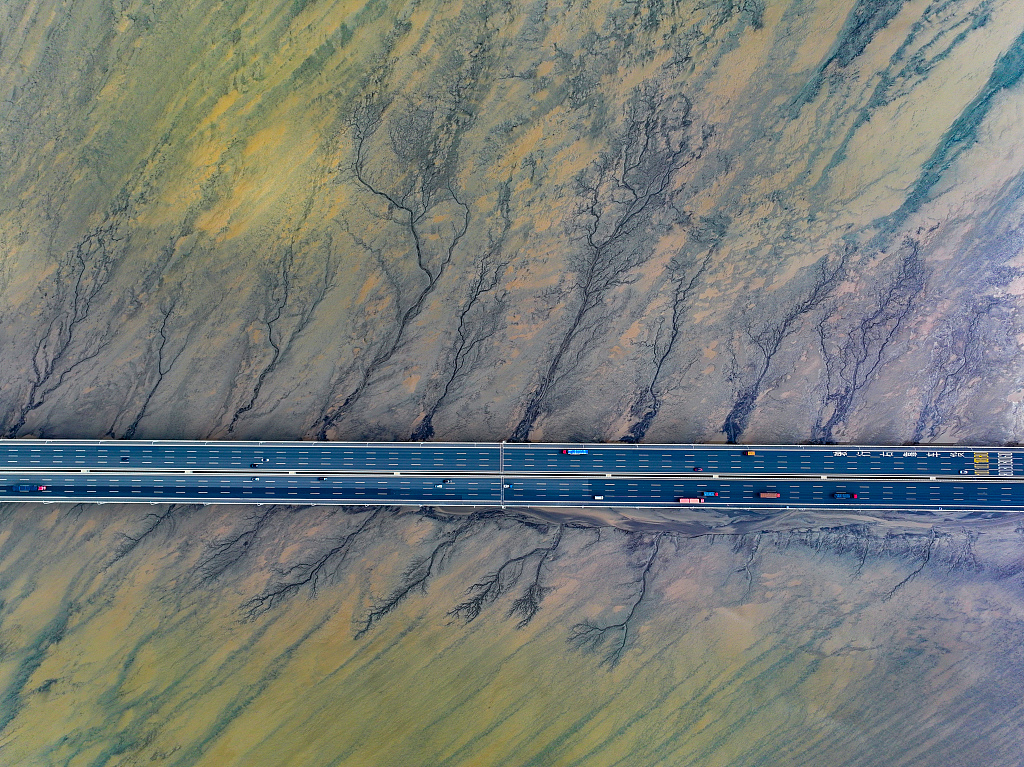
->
{"left": 0, "top": 503, "right": 1021, "bottom": 766}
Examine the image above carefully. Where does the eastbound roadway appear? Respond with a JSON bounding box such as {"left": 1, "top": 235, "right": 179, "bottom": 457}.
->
{"left": 0, "top": 440, "right": 1021, "bottom": 510}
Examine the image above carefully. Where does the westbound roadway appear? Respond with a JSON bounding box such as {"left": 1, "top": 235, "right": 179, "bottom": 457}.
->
{"left": 0, "top": 439, "right": 1021, "bottom": 510}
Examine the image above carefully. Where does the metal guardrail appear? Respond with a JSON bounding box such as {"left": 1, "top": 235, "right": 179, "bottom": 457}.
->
{"left": 1, "top": 438, "right": 1019, "bottom": 451}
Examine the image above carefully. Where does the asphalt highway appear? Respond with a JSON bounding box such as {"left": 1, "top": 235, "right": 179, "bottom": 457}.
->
{"left": 0, "top": 439, "right": 1021, "bottom": 509}
{"left": 0, "top": 471, "right": 1023, "bottom": 510}
{"left": 0, "top": 440, "right": 1017, "bottom": 477}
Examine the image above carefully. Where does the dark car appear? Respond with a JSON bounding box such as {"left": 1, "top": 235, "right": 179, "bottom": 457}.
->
{"left": 120, "top": 456, "right": 129, "bottom": 462}
{"left": 692, "top": 467, "right": 704, "bottom": 472}
{"left": 833, "top": 492, "right": 858, "bottom": 499}
{"left": 317, "top": 477, "right": 327, "bottom": 481}
{"left": 250, "top": 463, "right": 261, "bottom": 468}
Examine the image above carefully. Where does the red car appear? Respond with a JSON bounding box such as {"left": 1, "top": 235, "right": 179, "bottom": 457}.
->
{"left": 758, "top": 491, "right": 781, "bottom": 499}
{"left": 692, "top": 467, "right": 704, "bottom": 472}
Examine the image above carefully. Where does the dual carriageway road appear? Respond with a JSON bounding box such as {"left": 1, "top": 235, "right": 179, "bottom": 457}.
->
{"left": 0, "top": 440, "right": 1020, "bottom": 510}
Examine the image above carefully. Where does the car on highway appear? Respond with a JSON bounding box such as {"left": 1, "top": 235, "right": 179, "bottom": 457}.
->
{"left": 317, "top": 477, "right": 327, "bottom": 481}
{"left": 10, "top": 484, "right": 46, "bottom": 492}
{"left": 677, "top": 497, "right": 705, "bottom": 504}
{"left": 250, "top": 463, "right": 261, "bottom": 468}
{"left": 833, "top": 492, "right": 858, "bottom": 499}
{"left": 562, "top": 449, "right": 589, "bottom": 455}
{"left": 743, "top": 450, "right": 756, "bottom": 456}
{"left": 120, "top": 456, "right": 129, "bottom": 462}
{"left": 700, "top": 491, "right": 719, "bottom": 497}
{"left": 758, "top": 491, "right": 781, "bottom": 499}
{"left": 434, "top": 484, "right": 444, "bottom": 489}
{"left": 593, "top": 495, "right": 604, "bottom": 500}
{"left": 959, "top": 470, "right": 971, "bottom": 474}
{"left": 692, "top": 467, "right": 704, "bottom": 472}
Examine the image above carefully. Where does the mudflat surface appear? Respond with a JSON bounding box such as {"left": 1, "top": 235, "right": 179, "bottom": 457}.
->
{"left": 2, "top": 0, "right": 1024, "bottom": 764}
{"left": 1, "top": 0, "right": 1023, "bottom": 445}
{"left": 1, "top": 504, "right": 1022, "bottom": 767}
